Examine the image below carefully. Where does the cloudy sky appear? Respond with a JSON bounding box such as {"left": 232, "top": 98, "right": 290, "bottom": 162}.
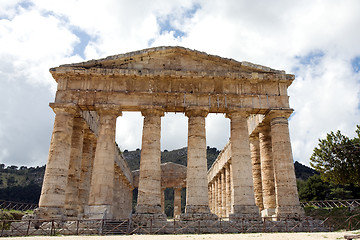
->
{"left": 1, "top": 0, "right": 359, "bottom": 167}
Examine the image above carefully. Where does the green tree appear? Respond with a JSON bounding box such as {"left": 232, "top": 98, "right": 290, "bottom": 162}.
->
{"left": 310, "top": 125, "right": 360, "bottom": 186}
{"left": 298, "top": 174, "right": 331, "bottom": 201}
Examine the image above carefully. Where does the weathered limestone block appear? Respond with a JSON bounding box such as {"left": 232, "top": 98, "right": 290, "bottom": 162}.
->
{"left": 37, "top": 103, "right": 78, "bottom": 219}
{"left": 250, "top": 136, "right": 264, "bottom": 212}
{"left": 87, "top": 104, "right": 121, "bottom": 219}
{"left": 269, "top": 110, "right": 304, "bottom": 219}
{"left": 182, "top": 108, "right": 217, "bottom": 220}
{"left": 226, "top": 111, "right": 259, "bottom": 220}
{"left": 259, "top": 126, "right": 276, "bottom": 217}
{"left": 65, "top": 117, "right": 86, "bottom": 217}
{"left": 136, "top": 108, "right": 165, "bottom": 216}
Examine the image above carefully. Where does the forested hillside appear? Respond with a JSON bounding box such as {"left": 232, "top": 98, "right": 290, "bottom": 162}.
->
{"left": 0, "top": 165, "right": 44, "bottom": 203}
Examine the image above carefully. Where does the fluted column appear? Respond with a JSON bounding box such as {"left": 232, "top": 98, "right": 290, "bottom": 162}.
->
{"left": 214, "top": 178, "right": 218, "bottom": 215}
{"left": 220, "top": 169, "right": 226, "bottom": 217}
{"left": 269, "top": 110, "right": 304, "bottom": 218}
{"left": 225, "top": 163, "right": 231, "bottom": 217}
{"left": 78, "top": 129, "right": 96, "bottom": 216}
{"left": 174, "top": 187, "right": 182, "bottom": 219}
{"left": 226, "top": 111, "right": 259, "bottom": 220}
{"left": 64, "top": 117, "right": 86, "bottom": 217}
{"left": 182, "top": 108, "right": 217, "bottom": 220}
{"left": 259, "top": 125, "right": 276, "bottom": 217}
{"left": 136, "top": 108, "right": 165, "bottom": 216}
{"left": 38, "top": 103, "right": 78, "bottom": 219}
{"left": 217, "top": 176, "right": 222, "bottom": 216}
{"left": 212, "top": 181, "right": 216, "bottom": 214}
{"left": 88, "top": 104, "right": 121, "bottom": 219}
{"left": 249, "top": 135, "right": 264, "bottom": 212}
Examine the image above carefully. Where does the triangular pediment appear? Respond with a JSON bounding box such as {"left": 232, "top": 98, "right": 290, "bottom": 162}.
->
{"left": 54, "top": 46, "right": 284, "bottom": 74}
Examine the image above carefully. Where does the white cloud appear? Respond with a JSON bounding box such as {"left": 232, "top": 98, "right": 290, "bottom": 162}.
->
{"left": 1, "top": 0, "right": 360, "bottom": 167}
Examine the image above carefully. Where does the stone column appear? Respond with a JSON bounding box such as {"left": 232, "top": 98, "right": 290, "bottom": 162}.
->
{"left": 217, "top": 176, "right": 222, "bottom": 216}
{"left": 174, "top": 187, "right": 182, "bottom": 219}
{"left": 161, "top": 188, "right": 166, "bottom": 214}
{"left": 259, "top": 125, "right": 277, "bottom": 217}
{"left": 269, "top": 110, "right": 304, "bottom": 218}
{"left": 225, "top": 163, "right": 231, "bottom": 217}
{"left": 182, "top": 107, "right": 217, "bottom": 220}
{"left": 37, "top": 103, "right": 78, "bottom": 219}
{"left": 249, "top": 135, "right": 264, "bottom": 212}
{"left": 212, "top": 181, "right": 216, "bottom": 214}
{"left": 88, "top": 104, "right": 121, "bottom": 219}
{"left": 78, "top": 129, "right": 96, "bottom": 216}
{"left": 220, "top": 169, "right": 226, "bottom": 218}
{"left": 226, "top": 111, "right": 259, "bottom": 220}
{"left": 112, "top": 169, "right": 121, "bottom": 219}
{"left": 64, "top": 117, "right": 86, "bottom": 217}
{"left": 208, "top": 184, "right": 212, "bottom": 212}
{"left": 136, "top": 108, "right": 165, "bottom": 218}
{"left": 214, "top": 178, "right": 218, "bottom": 216}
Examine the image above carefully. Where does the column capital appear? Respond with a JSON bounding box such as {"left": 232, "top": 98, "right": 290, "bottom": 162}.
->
{"left": 95, "top": 104, "right": 122, "bottom": 116}
{"left": 50, "top": 103, "right": 80, "bottom": 115}
{"left": 225, "top": 110, "right": 249, "bottom": 119}
{"left": 141, "top": 107, "right": 165, "bottom": 117}
{"left": 267, "top": 109, "right": 294, "bottom": 120}
{"left": 258, "top": 123, "right": 271, "bottom": 133}
{"left": 185, "top": 107, "right": 209, "bottom": 118}
{"left": 249, "top": 134, "right": 259, "bottom": 142}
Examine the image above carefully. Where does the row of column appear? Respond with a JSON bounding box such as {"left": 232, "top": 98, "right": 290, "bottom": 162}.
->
{"left": 38, "top": 103, "right": 132, "bottom": 219}
{"left": 209, "top": 163, "right": 232, "bottom": 218}
{"left": 135, "top": 107, "right": 216, "bottom": 220}
{"left": 207, "top": 110, "right": 304, "bottom": 219}
{"left": 250, "top": 111, "right": 304, "bottom": 218}
{"left": 136, "top": 107, "right": 261, "bottom": 220}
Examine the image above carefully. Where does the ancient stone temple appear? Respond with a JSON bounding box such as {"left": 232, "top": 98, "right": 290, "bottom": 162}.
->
{"left": 37, "top": 46, "right": 304, "bottom": 221}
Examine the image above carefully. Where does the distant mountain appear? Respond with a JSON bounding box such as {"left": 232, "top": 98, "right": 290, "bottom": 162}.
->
{"left": 294, "top": 161, "right": 318, "bottom": 180}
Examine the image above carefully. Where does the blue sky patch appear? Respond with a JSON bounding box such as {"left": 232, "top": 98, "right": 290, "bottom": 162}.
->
{"left": 19, "top": 0, "right": 34, "bottom": 10}
{"left": 157, "top": 4, "right": 200, "bottom": 39}
{"left": 295, "top": 50, "right": 324, "bottom": 66}
{"left": 72, "top": 28, "right": 92, "bottom": 59}
{"left": 351, "top": 56, "right": 360, "bottom": 73}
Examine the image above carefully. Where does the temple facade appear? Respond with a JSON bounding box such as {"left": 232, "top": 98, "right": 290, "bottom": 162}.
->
{"left": 37, "top": 46, "right": 303, "bottom": 221}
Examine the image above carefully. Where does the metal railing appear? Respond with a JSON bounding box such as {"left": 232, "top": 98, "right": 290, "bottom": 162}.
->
{"left": 0, "top": 200, "right": 38, "bottom": 211}
{"left": 1, "top": 215, "right": 359, "bottom": 237}
{"left": 300, "top": 199, "right": 360, "bottom": 208}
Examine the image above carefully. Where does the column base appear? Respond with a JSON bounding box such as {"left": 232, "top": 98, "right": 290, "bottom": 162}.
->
{"left": 276, "top": 205, "right": 305, "bottom": 219}
{"left": 34, "top": 207, "right": 65, "bottom": 220}
{"left": 229, "top": 205, "right": 261, "bottom": 221}
{"left": 261, "top": 208, "right": 276, "bottom": 218}
{"left": 85, "top": 205, "right": 113, "bottom": 219}
{"left": 180, "top": 205, "right": 218, "bottom": 221}
{"left": 136, "top": 204, "right": 163, "bottom": 214}
{"left": 131, "top": 212, "right": 167, "bottom": 225}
